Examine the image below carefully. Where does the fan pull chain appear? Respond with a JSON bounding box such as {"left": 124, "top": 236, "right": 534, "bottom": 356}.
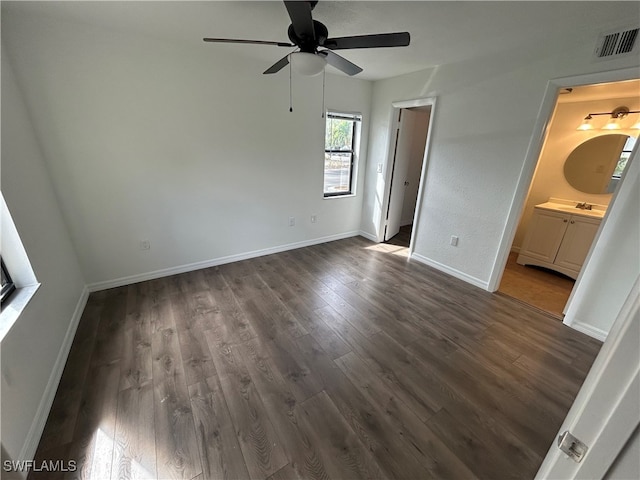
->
{"left": 321, "top": 68, "right": 326, "bottom": 118}
{"left": 289, "top": 58, "right": 293, "bottom": 113}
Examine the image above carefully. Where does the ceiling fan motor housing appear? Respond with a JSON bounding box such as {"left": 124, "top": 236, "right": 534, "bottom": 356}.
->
{"left": 288, "top": 20, "right": 328, "bottom": 52}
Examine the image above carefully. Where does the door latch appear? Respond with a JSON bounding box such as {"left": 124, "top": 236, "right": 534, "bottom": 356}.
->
{"left": 558, "top": 430, "right": 588, "bottom": 463}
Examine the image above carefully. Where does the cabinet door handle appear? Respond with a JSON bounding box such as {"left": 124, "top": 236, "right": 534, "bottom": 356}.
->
{"left": 563, "top": 219, "right": 568, "bottom": 223}
{"left": 570, "top": 220, "right": 575, "bottom": 224}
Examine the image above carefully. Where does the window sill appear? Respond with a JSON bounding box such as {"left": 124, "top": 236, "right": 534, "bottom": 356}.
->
{"left": 0, "top": 284, "right": 40, "bottom": 341}
{"left": 323, "top": 193, "right": 357, "bottom": 200}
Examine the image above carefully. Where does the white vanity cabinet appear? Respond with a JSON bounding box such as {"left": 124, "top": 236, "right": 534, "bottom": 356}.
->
{"left": 517, "top": 205, "right": 602, "bottom": 280}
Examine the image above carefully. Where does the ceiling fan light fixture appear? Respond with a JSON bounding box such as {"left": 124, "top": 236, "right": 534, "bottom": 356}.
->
{"left": 290, "top": 52, "right": 326, "bottom": 76}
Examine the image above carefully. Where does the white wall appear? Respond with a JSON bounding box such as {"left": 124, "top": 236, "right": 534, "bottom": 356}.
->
{"left": 1, "top": 51, "right": 86, "bottom": 468}
{"left": 2, "top": 11, "right": 372, "bottom": 287}
{"left": 362, "top": 12, "right": 640, "bottom": 288}
{"left": 513, "top": 95, "right": 640, "bottom": 249}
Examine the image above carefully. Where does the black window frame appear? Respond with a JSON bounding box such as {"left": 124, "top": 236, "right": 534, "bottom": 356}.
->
{"left": 1, "top": 258, "right": 16, "bottom": 305}
{"left": 323, "top": 112, "right": 361, "bottom": 198}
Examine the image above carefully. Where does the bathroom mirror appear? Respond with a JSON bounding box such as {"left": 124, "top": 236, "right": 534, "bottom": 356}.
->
{"left": 563, "top": 134, "right": 634, "bottom": 194}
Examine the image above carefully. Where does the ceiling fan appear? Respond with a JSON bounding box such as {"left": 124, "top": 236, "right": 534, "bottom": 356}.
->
{"left": 203, "top": 0, "right": 410, "bottom": 77}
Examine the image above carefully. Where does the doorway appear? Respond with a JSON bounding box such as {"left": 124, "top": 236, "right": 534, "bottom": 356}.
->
{"left": 383, "top": 104, "right": 432, "bottom": 247}
{"left": 496, "top": 78, "right": 640, "bottom": 318}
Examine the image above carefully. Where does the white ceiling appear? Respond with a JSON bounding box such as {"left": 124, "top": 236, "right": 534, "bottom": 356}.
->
{"left": 2, "top": 1, "right": 639, "bottom": 81}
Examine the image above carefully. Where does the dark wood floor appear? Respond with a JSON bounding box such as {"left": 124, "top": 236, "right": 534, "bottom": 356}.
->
{"left": 32, "top": 236, "right": 602, "bottom": 480}
{"left": 385, "top": 224, "right": 412, "bottom": 248}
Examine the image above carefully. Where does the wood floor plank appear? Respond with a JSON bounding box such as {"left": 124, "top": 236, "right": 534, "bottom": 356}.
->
{"left": 36, "top": 295, "right": 105, "bottom": 453}
{"left": 404, "top": 339, "right": 548, "bottom": 466}
{"left": 111, "top": 384, "right": 157, "bottom": 480}
{"left": 297, "top": 391, "right": 387, "bottom": 480}
{"left": 203, "top": 268, "right": 258, "bottom": 344}
{"left": 170, "top": 291, "right": 217, "bottom": 386}
{"left": 284, "top": 254, "right": 381, "bottom": 338}
{"left": 250, "top": 332, "right": 325, "bottom": 403}
{"left": 119, "top": 284, "right": 153, "bottom": 391}
{"left": 323, "top": 278, "right": 425, "bottom": 347}
{"left": 335, "top": 351, "right": 478, "bottom": 480}
{"left": 229, "top": 273, "right": 309, "bottom": 339}
{"left": 253, "top": 255, "right": 351, "bottom": 359}
{"left": 174, "top": 269, "right": 209, "bottom": 294}
{"left": 293, "top": 337, "right": 432, "bottom": 479}
{"left": 91, "top": 286, "right": 127, "bottom": 367}
{"left": 237, "top": 339, "right": 333, "bottom": 480}
{"left": 151, "top": 297, "right": 201, "bottom": 480}
{"left": 67, "top": 360, "right": 121, "bottom": 480}
{"left": 188, "top": 376, "right": 250, "bottom": 480}
{"left": 427, "top": 407, "right": 542, "bottom": 479}
{"left": 266, "top": 463, "right": 303, "bottom": 480}
{"left": 314, "top": 305, "right": 442, "bottom": 421}
{"left": 205, "top": 335, "right": 288, "bottom": 479}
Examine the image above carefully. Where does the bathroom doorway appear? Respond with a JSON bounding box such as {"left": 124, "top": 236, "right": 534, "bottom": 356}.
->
{"left": 497, "top": 78, "right": 640, "bottom": 318}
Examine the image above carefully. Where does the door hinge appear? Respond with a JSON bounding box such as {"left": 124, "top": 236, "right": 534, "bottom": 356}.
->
{"left": 558, "top": 431, "right": 588, "bottom": 463}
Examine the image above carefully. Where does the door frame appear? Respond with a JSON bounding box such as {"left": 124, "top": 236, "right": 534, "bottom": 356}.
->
{"left": 488, "top": 67, "right": 640, "bottom": 294}
{"left": 380, "top": 96, "right": 437, "bottom": 254}
{"left": 535, "top": 275, "right": 639, "bottom": 479}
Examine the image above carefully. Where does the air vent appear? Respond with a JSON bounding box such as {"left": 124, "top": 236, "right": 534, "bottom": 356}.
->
{"left": 594, "top": 27, "right": 639, "bottom": 59}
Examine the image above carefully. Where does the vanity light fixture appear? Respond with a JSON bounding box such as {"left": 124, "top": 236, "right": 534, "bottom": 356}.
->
{"left": 578, "top": 105, "right": 640, "bottom": 131}
{"left": 602, "top": 117, "right": 622, "bottom": 130}
{"left": 577, "top": 115, "right": 594, "bottom": 131}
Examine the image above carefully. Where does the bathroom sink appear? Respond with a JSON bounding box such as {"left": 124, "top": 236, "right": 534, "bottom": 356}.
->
{"left": 555, "top": 205, "right": 584, "bottom": 211}
{"left": 539, "top": 202, "right": 606, "bottom": 217}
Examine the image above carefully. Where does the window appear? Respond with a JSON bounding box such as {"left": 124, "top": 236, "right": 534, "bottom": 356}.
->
{"left": 612, "top": 136, "right": 636, "bottom": 178}
{"left": 324, "top": 112, "right": 361, "bottom": 197}
{"left": 1, "top": 257, "right": 16, "bottom": 305}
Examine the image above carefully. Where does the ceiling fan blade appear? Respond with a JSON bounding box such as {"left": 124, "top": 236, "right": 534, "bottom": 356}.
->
{"left": 284, "top": 1, "right": 315, "bottom": 40}
{"left": 318, "top": 50, "right": 362, "bottom": 76}
{"left": 203, "top": 38, "right": 294, "bottom": 47}
{"left": 263, "top": 54, "right": 291, "bottom": 74}
{"left": 324, "top": 32, "right": 410, "bottom": 50}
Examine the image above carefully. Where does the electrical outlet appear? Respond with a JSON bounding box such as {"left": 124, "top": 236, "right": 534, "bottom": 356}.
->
{"left": 450, "top": 235, "right": 459, "bottom": 247}
{"left": 311, "top": 214, "right": 317, "bottom": 223}
{"left": 140, "top": 240, "right": 151, "bottom": 250}
{"left": 289, "top": 216, "right": 296, "bottom": 227}
{"left": 377, "top": 163, "right": 383, "bottom": 173}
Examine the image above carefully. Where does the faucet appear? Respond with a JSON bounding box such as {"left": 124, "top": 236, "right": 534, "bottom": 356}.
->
{"left": 575, "top": 202, "right": 593, "bottom": 210}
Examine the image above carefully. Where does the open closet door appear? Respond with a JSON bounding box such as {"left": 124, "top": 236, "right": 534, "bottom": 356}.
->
{"left": 384, "top": 109, "right": 415, "bottom": 241}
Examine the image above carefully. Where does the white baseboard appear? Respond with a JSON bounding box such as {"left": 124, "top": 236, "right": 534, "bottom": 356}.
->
{"left": 410, "top": 252, "right": 490, "bottom": 290}
{"left": 511, "top": 245, "right": 521, "bottom": 254}
{"left": 18, "top": 286, "right": 90, "bottom": 462}
{"left": 87, "top": 231, "right": 362, "bottom": 292}
{"left": 564, "top": 318, "right": 608, "bottom": 342}
{"left": 358, "top": 230, "right": 379, "bottom": 243}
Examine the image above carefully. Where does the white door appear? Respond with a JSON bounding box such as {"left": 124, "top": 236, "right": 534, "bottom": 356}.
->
{"left": 384, "top": 110, "right": 415, "bottom": 241}
{"left": 535, "top": 276, "right": 640, "bottom": 479}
